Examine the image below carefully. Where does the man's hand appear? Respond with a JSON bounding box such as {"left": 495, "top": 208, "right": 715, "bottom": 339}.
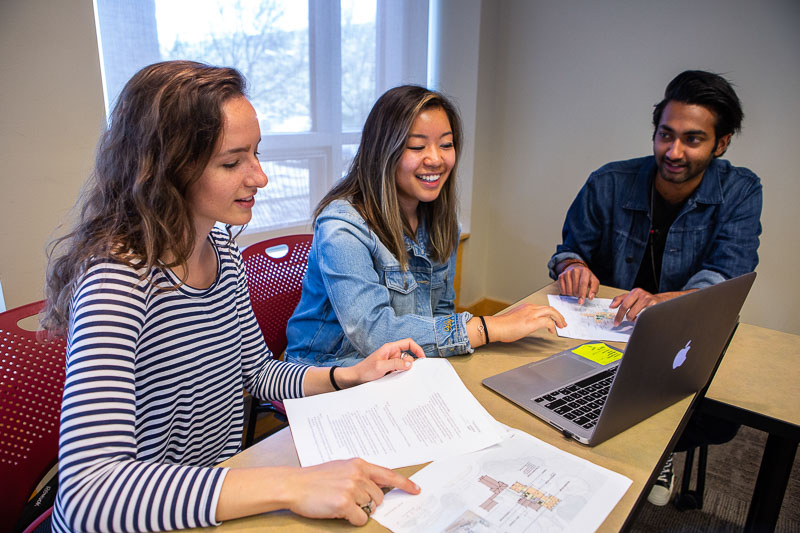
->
{"left": 557, "top": 261, "right": 599, "bottom": 305}
{"left": 609, "top": 288, "right": 693, "bottom": 326}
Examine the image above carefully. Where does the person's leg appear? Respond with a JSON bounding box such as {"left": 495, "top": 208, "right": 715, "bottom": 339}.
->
{"left": 648, "top": 413, "right": 740, "bottom": 506}
{"left": 675, "top": 412, "right": 740, "bottom": 451}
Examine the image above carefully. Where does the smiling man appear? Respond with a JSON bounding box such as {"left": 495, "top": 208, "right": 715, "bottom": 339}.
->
{"left": 547, "top": 70, "right": 762, "bottom": 506}
{"left": 549, "top": 70, "right": 761, "bottom": 319}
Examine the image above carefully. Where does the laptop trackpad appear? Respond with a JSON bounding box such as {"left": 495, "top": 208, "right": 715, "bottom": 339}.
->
{"left": 526, "top": 354, "right": 597, "bottom": 396}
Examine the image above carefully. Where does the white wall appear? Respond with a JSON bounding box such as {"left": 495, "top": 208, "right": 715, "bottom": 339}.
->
{"left": 0, "top": 0, "right": 105, "bottom": 309}
{"left": 428, "top": 0, "right": 480, "bottom": 239}
{"left": 461, "top": 0, "right": 800, "bottom": 334}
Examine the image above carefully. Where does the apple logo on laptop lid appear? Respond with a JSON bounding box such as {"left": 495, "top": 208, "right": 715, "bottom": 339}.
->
{"left": 673, "top": 340, "right": 691, "bottom": 369}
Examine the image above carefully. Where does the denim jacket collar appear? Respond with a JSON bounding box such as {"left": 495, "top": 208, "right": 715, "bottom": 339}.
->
{"left": 622, "top": 157, "right": 725, "bottom": 214}
{"left": 691, "top": 162, "right": 725, "bottom": 206}
{"left": 404, "top": 218, "right": 429, "bottom": 259}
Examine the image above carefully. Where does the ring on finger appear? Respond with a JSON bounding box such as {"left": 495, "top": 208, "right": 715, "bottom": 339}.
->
{"left": 360, "top": 498, "right": 375, "bottom": 516}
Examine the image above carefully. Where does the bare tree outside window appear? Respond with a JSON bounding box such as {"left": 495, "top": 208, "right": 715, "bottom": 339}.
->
{"left": 341, "top": 0, "right": 376, "bottom": 131}
{"left": 159, "top": 0, "right": 311, "bottom": 133}
{"left": 96, "top": 0, "right": 427, "bottom": 234}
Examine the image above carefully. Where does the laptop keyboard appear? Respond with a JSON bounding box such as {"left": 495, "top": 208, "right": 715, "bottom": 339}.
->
{"left": 533, "top": 366, "right": 618, "bottom": 430}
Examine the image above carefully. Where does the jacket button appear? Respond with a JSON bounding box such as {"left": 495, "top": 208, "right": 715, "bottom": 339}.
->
{"left": 625, "top": 257, "right": 634, "bottom": 263}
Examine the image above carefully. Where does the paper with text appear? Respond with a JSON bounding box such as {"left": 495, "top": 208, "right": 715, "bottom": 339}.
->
{"left": 373, "top": 426, "right": 632, "bottom": 533}
{"left": 284, "top": 359, "right": 503, "bottom": 469}
{"left": 548, "top": 295, "right": 634, "bottom": 342}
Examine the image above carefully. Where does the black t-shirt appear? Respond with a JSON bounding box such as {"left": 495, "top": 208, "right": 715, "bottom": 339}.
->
{"left": 634, "top": 181, "right": 685, "bottom": 293}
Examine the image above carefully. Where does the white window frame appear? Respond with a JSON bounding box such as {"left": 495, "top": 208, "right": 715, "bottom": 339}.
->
{"left": 94, "top": 0, "right": 429, "bottom": 243}
{"left": 249, "top": 0, "right": 428, "bottom": 240}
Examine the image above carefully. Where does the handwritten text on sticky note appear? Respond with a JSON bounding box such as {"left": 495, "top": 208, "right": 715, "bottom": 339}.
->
{"left": 572, "top": 343, "right": 623, "bottom": 365}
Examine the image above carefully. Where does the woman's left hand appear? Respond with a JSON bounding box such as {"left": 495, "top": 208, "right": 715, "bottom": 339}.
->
{"left": 336, "top": 338, "right": 425, "bottom": 388}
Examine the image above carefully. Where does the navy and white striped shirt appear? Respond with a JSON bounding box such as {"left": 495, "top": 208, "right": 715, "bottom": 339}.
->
{"left": 54, "top": 229, "right": 308, "bottom": 532}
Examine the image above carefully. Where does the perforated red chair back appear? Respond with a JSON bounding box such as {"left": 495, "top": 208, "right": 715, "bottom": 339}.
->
{"left": 241, "top": 235, "right": 313, "bottom": 356}
{"left": 0, "top": 301, "right": 66, "bottom": 527}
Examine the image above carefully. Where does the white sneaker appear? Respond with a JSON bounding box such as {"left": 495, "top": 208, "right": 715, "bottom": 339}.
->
{"left": 647, "top": 454, "right": 675, "bottom": 506}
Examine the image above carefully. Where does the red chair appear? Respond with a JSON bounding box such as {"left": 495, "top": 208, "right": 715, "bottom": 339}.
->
{"left": 22, "top": 505, "right": 53, "bottom": 533}
{"left": 241, "top": 235, "right": 313, "bottom": 447}
{"left": 0, "top": 301, "right": 66, "bottom": 530}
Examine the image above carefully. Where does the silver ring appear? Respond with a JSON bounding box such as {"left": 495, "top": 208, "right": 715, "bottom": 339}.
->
{"left": 360, "top": 498, "right": 375, "bottom": 516}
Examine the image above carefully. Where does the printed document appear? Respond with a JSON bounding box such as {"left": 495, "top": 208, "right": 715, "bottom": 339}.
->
{"left": 548, "top": 295, "right": 634, "bottom": 342}
{"left": 284, "top": 359, "right": 503, "bottom": 469}
{"left": 373, "top": 426, "right": 632, "bottom": 533}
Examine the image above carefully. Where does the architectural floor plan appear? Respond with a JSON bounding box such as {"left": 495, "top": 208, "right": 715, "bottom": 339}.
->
{"left": 374, "top": 427, "right": 631, "bottom": 532}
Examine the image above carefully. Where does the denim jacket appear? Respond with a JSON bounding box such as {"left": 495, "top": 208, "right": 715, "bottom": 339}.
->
{"left": 285, "top": 199, "right": 472, "bottom": 367}
{"left": 547, "top": 156, "right": 762, "bottom": 292}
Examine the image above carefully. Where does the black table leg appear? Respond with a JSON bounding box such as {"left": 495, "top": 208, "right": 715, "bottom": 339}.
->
{"left": 744, "top": 433, "right": 798, "bottom": 533}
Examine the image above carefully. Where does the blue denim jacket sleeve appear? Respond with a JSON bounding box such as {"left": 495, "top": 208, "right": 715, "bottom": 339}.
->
{"left": 679, "top": 168, "right": 762, "bottom": 290}
{"left": 314, "top": 208, "right": 473, "bottom": 359}
{"left": 547, "top": 252, "right": 586, "bottom": 279}
{"left": 433, "top": 234, "right": 459, "bottom": 317}
{"left": 547, "top": 168, "right": 610, "bottom": 281}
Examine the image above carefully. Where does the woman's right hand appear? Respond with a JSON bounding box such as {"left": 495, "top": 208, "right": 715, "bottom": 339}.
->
{"left": 217, "top": 459, "right": 419, "bottom": 525}
{"left": 477, "top": 303, "right": 566, "bottom": 345}
{"left": 282, "top": 458, "right": 420, "bottom": 525}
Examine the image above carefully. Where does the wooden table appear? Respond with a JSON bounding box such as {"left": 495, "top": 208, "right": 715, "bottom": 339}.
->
{"left": 701, "top": 323, "right": 800, "bottom": 532}
{"left": 195, "top": 283, "right": 695, "bottom": 532}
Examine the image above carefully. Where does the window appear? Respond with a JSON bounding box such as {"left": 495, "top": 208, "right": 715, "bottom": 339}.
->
{"left": 95, "top": 0, "right": 428, "bottom": 233}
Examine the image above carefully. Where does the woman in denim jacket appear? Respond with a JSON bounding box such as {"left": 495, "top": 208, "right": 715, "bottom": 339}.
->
{"left": 286, "top": 86, "right": 565, "bottom": 367}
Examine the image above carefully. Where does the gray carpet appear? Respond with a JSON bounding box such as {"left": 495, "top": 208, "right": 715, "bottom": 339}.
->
{"left": 630, "top": 426, "right": 800, "bottom": 532}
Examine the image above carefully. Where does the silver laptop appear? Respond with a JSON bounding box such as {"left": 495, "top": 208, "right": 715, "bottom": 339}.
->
{"left": 483, "top": 273, "right": 756, "bottom": 446}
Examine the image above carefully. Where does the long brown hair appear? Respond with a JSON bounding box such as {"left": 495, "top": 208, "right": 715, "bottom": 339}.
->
{"left": 43, "top": 61, "right": 246, "bottom": 335}
{"left": 315, "top": 85, "right": 462, "bottom": 268}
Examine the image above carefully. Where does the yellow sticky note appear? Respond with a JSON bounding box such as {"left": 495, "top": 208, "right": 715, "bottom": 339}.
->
{"left": 572, "top": 343, "right": 623, "bottom": 365}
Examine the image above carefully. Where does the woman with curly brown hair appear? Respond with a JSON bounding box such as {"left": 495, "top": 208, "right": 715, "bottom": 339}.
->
{"left": 45, "top": 60, "right": 422, "bottom": 532}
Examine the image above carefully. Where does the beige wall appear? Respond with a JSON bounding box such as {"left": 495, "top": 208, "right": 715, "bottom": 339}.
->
{"left": 0, "top": 0, "right": 104, "bottom": 309}
{"left": 458, "top": 0, "right": 800, "bottom": 334}
{"left": 2, "top": 0, "right": 798, "bottom": 336}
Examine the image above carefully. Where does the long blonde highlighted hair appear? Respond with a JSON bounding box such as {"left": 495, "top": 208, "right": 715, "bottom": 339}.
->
{"left": 316, "top": 85, "right": 462, "bottom": 268}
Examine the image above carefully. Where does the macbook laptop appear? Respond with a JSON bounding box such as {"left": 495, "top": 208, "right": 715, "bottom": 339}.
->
{"left": 483, "top": 272, "right": 756, "bottom": 446}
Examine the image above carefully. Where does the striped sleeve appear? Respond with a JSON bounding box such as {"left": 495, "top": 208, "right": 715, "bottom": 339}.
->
{"left": 54, "top": 263, "right": 228, "bottom": 532}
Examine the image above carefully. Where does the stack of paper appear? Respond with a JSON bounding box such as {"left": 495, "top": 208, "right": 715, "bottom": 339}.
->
{"left": 373, "top": 426, "right": 631, "bottom": 533}
{"left": 284, "top": 359, "right": 503, "bottom": 469}
{"left": 284, "top": 359, "right": 631, "bottom": 533}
